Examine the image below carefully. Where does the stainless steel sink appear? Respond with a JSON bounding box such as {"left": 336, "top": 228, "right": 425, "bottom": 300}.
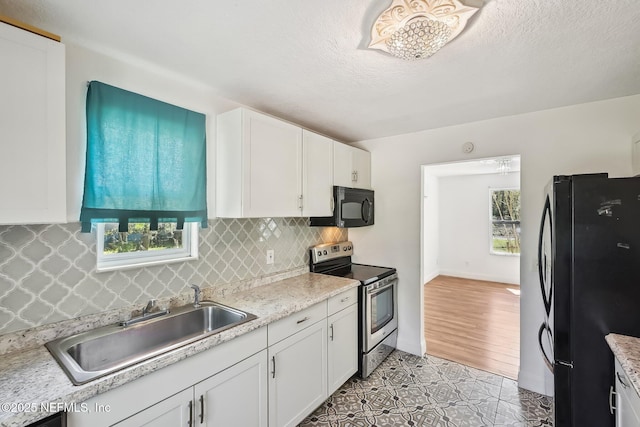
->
{"left": 46, "top": 301, "right": 257, "bottom": 385}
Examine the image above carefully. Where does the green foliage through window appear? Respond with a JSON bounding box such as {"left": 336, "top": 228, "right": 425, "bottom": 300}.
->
{"left": 103, "top": 223, "right": 183, "bottom": 255}
{"left": 491, "top": 189, "right": 521, "bottom": 255}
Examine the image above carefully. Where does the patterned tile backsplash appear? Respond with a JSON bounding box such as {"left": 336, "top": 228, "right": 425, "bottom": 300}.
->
{"left": 0, "top": 218, "right": 347, "bottom": 336}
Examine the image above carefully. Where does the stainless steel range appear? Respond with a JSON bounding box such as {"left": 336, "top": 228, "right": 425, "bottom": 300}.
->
{"left": 309, "top": 241, "right": 398, "bottom": 378}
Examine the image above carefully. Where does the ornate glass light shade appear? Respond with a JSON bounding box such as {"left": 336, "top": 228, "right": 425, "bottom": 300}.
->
{"left": 369, "top": 0, "right": 480, "bottom": 60}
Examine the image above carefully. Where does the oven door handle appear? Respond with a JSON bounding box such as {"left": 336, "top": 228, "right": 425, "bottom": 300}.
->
{"left": 366, "top": 279, "right": 397, "bottom": 296}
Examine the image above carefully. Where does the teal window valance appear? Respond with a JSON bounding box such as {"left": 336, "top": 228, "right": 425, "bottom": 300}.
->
{"left": 80, "top": 81, "right": 207, "bottom": 232}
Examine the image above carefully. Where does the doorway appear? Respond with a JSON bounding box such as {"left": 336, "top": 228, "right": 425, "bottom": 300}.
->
{"left": 421, "top": 155, "right": 521, "bottom": 380}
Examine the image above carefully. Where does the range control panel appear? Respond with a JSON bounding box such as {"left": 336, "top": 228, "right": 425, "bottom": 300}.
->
{"left": 310, "top": 241, "right": 353, "bottom": 264}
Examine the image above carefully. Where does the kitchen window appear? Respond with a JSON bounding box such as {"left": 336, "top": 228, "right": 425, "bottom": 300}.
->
{"left": 490, "top": 188, "right": 521, "bottom": 255}
{"left": 96, "top": 222, "right": 198, "bottom": 272}
{"left": 80, "top": 81, "right": 207, "bottom": 270}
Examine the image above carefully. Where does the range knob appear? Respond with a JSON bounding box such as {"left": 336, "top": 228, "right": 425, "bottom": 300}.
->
{"left": 317, "top": 251, "right": 322, "bottom": 257}
{"left": 323, "top": 250, "right": 327, "bottom": 255}
{"left": 347, "top": 246, "right": 352, "bottom": 250}
{"left": 343, "top": 247, "right": 347, "bottom": 251}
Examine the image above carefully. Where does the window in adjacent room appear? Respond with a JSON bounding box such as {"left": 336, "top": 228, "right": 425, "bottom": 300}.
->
{"left": 80, "top": 81, "right": 207, "bottom": 271}
{"left": 490, "top": 188, "right": 521, "bottom": 255}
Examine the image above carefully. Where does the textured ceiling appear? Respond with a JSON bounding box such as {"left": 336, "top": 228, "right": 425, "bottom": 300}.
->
{"left": 1, "top": 0, "right": 639, "bottom": 142}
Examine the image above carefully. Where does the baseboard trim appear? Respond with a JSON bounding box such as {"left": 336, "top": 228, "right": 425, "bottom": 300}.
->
{"left": 423, "top": 269, "right": 439, "bottom": 284}
{"left": 438, "top": 269, "right": 519, "bottom": 285}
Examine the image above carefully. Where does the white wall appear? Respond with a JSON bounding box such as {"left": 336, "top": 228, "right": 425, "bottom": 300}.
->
{"left": 349, "top": 94, "right": 640, "bottom": 396}
{"left": 64, "top": 43, "right": 241, "bottom": 221}
{"left": 437, "top": 172, "right": 520, "bottom": 284}
{"left": 421, "top": 173, "right": 440, "bottom": 284}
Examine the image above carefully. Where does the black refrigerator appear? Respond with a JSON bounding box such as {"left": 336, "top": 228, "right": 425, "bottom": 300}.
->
{"left": 537, "top": 173, "right": 640, "bottom": 427}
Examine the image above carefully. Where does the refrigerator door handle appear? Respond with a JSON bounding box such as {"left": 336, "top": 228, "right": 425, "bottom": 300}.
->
{"left": 538, "top": 195, "right": 553, "bottom": 316}
{"left": 538, "top": 322, "right": 554, "bottom": 373}
{"left": 557, "top": 360, "right": 574, "bottom": 368}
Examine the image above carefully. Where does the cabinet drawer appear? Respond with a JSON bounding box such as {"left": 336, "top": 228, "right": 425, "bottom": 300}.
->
{"left": 268, "top": 302, "right": 326, "bottom": 346}
{"left": 616, "top": 358, "right": 640, "bottom": 419}
{"left": 327, "top": 288, "right": 358, "bottom": 316}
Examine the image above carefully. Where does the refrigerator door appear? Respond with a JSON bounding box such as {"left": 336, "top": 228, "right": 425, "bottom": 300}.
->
{"left": 568, "top": 175, "right": 640, "bottom": 427}
{"left": 550, "top": 176, "right": 574, "bottom": 427}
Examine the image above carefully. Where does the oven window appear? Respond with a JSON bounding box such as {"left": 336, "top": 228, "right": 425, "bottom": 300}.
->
{"left": 341, "top": 201, "right": 362, "bottom": 220}
{"left": 371, "top": 286, "right": 394, "bottom": 334}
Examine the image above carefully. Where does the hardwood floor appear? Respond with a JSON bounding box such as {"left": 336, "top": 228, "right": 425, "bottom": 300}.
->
{"left": 424, "top": 275, "right": 520, "bottom": 380}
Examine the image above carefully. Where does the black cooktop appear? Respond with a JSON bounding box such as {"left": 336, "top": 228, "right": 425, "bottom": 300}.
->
{"left": 318, "top": 263, "right": 395, "bottom": 285}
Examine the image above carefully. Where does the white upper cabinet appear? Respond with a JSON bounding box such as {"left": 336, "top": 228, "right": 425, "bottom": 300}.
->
{"left": 302, "top": 130, "right": 333, "bottom": 217}
{"left": 333, "top": 142, "right": 371, "bottom": 189}
{"left": 216, "top": 108, "right": 336, "bottom": 218}
{"left": 216, "top": 108, "right": 302, "bottom": 218}
{"left": 0, "top": 21, "right": 66, "bottom": 224}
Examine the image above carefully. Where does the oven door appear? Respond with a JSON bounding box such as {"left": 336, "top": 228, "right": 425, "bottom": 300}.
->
{"left": 362, "top": 274, "right": 398, "bottom": 353}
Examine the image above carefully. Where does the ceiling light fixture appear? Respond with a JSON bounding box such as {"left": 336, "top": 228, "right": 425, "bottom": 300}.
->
{"left": 369, "top": 0, "right": 480, "bottom": 60}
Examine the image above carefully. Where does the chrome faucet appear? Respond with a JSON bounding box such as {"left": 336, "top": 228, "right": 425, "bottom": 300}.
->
{"left": 142, "top": 299, "right": 157, "bottom": 316}
{"left": 120, "top": 299, "right": 169, "bottom": 327}
{"left": 190, "top": 284, "right": 202, "bottom": 308}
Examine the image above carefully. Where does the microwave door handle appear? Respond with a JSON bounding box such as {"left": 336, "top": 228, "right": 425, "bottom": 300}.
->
{"left": 362, "top": 199, "right": 372, "bottom": 222}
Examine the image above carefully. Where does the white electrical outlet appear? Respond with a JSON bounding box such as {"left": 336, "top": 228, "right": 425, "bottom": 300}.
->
{"left": 266, "top": 249, "right": 274, "bottom": 265}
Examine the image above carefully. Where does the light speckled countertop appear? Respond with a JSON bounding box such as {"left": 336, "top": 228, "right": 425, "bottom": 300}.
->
{"left": 0, "top": 272, "right": 359, "bottom": 427}
{"left": 606, "top": 333, "right": 640, "bottom": 398}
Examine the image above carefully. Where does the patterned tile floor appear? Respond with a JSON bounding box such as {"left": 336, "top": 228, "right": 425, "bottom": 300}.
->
{"left": 299, "top": 351, "right": 553, "bottom": 427}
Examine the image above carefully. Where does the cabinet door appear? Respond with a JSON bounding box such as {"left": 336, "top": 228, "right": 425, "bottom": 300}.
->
{"left": 0, "top": 22, "right": 66, "bottom": 224}
{"left": 269, "top": 320, "right": 327, "bottom": 427}
{"left": 113, "top": 388, "right": 192, "bottom": 427}
{"left": 333, "top": 142, "right": 353, "bottom": 188}
{"left": 244, "top": 110, "right": 302, "bottom": 217}
{"left": 352, "top": 148, "right": 371, "bottom": 189}
{"left": 327, "top": 304, "right": 358, "bottom": 395}
{"left": 302, "top": 130, "right": 333, "bottom": 217}
{"left": 616, "top": 363, "right": 640, "bottom": 427}
{"left": 194, "top": 350, "right": 268, "bottom": 427}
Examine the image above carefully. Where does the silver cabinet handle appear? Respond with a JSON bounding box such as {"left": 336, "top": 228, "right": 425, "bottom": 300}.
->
{"left": 610, "top": 386, "right": 617, "bottom": 414}
{"left": 298, "top": 194, "right": 303, "bottom": 210}
{"left": 340, "top": 296, "right": 350, "bottom": 303}
{"left": 330, "top": 324, "right": 334, "bottom": 341}
{"left": 617, "top": 372, "right": 630, "bottom": 389}
{"left": 271, "top": 356, "right": 276, "bottom": 379}
{"left": 199, "top": 395, "right": 204, "bottom": 424}
{"left": 188, "top": 400, "right": 193, "bottom": 427}
{"left": 296, "top": 316, "right": 310, "bottom": 324}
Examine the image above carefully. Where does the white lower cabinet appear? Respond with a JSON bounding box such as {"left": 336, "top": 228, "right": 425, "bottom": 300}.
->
{"left": 327, "top": 303, "right": 358, "bottom": 395}
{"left": 66, "top": 289, "right": 359, "bottom": 427}
{"left": 615, "top": 358, "right": 640, "bottom": 427}
{"left": 195, "top": 350, "right": 268, "bottom": 427}
{"left": 113, "top": 351, "right": 268, "bottom": 427}
{"left": 67, "top": 328, "right": 267, "bottom": 427}
{"left": 268, "top": 319, "right": 328, "bottom": 427}
{"left": 112, "top": 388, "right": 192, "bottom": 427}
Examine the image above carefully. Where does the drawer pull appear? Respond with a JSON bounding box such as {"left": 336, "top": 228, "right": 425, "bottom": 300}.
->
{"left": 330, "top": 324, "right": 334, "bottom": 341}
{"left": 188, "top": 400, "right": 193, "bottom": 427}
{"left": 272, "top": 356, "right": 276, "bottom": 378}
{"left": 610, "top": 385, "right": 617, "bottom": 414}
{"left": 340, "top": 296, "right": 350, "bottom": 303}
{"left": 296, "top": 316, "right": 310, "bottom": 324}
{"left": 617, "top": 372, "right": 630, "bottom": 389}
{"left": 199, "top": 395, "right": 204, "bottom": 424}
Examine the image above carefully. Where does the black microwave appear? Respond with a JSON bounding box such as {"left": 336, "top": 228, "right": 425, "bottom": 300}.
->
{"left": 309, "top": 186, "right": 374, "bottom": 228}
